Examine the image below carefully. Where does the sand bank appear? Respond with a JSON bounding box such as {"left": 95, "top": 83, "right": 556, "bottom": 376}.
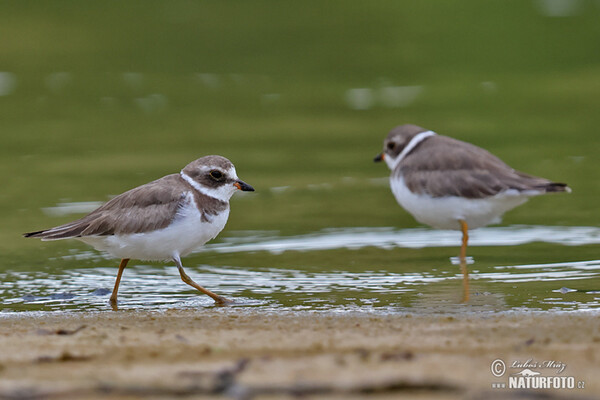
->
{"left": 1, "top": 310, "right": 598, "bottom": 399}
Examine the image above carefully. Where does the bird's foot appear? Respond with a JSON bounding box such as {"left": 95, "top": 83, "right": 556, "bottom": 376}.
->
{"left": 109, "top": 298, "right": 119, "bottom": 311}
{"left": 213, "top": 295, "right": 234, "bottom": 306}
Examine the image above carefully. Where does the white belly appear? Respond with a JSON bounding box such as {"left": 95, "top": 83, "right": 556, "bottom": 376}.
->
{"left": 390, "top": 175, "right": 532, "bottom": 230}
{"left": 78, "top": 204, "right": 230, "bottom": 261}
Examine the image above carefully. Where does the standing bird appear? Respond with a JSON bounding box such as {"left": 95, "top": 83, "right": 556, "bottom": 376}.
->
{"left": 374, "top": 124, "right": 570, "bottom": 301}
{"left": 24, "top": 155, "right": 254, "bottom": 308}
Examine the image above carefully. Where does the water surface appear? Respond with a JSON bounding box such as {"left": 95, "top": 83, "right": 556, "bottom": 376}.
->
{"left": 3, "top": 225, "right": 599, "bottom": 314}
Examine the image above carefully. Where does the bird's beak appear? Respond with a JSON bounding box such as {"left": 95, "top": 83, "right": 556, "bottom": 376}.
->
{"left": 234, "top": 180, "right": 255, "bottom": 192}
{"left": 374, "top": 153, "right": 384, "bottom": 162}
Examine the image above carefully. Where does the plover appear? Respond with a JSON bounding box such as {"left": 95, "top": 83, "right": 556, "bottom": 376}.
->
{"left": 25, "top": 155, "right": 254, "bottom": 307}
{"left": 374, "top": 124, "right": 570, "bottom": 301}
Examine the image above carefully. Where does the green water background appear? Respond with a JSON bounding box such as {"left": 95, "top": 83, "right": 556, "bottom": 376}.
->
{"left": 1, "top": 1, "right": 598, "bottom": 311}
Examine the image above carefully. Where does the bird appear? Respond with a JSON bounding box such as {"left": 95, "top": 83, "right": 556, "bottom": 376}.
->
{"left": 374, "top": 124, "right": 570, "bottom": 301}
{"left": 24, "top": 155, "right": 254, "bottom": 308}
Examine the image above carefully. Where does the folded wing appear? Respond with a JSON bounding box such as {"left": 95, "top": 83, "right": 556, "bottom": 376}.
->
{"left": 24, "top": 175, "right": 187, "bottom": 240}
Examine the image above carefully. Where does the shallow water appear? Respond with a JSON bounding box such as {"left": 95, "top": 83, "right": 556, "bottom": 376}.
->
{"left": 2, "top": 225, "right": 599, "bottom": 314}
{"left": 202, "top": 225, "right": 600, "bottom": 253}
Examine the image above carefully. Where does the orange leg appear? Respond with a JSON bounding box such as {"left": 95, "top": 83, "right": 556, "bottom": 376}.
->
{"left": 173, "top": 256, "right": 232, "bottom": 305}
{"left": 110, "top": 258, "right": 130, "bottom": 309}
{"left": 459, "top": 220, "right": 470, "bottom": 303}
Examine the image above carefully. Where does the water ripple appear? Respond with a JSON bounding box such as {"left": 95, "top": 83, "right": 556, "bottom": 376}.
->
{"left": 200, "top": 225, "right": 600, "bottom": 254}
{"left": 4, "top": 226, "right": 600, "bottom": 313}
{"left": 2, "top": 258, "right": 600, "bottom": 312}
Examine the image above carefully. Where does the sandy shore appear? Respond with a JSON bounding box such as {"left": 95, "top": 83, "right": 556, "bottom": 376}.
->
{"left": 0, "top": 310, "right": 598, "bottom": 399}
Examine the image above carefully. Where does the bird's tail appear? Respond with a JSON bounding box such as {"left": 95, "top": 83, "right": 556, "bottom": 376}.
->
{"left": 544, "top": 182, "right": 571, "bottom": 193}
{"left": 23, "top": 221, "right": 87, "bottom": 240}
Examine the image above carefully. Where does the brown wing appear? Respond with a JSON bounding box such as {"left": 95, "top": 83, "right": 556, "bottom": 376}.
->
{"left": 398, "top": 136, "right": 567, "bottom": 199}
{"left": 24, "top": 174, "right": 188, "bottom": 239}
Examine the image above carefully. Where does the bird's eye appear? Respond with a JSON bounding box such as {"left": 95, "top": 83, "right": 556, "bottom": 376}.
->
{"left": 387, "top": 142, "right": 395, "bottom": 150}
{"left": 209, "top": 170, "right": 223, "bottom": 180}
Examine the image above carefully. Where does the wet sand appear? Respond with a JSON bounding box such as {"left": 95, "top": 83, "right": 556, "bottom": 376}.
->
{"left": 0, "top": 310, "right": 598, "bottom": 399}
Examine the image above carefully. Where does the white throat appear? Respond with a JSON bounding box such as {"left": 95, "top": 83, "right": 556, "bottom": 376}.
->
{"left": 385, "top": 130, "right": 436, "bottom": 171}
{"left": 180, "top": 171, "right": 235, "bottom": 202}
